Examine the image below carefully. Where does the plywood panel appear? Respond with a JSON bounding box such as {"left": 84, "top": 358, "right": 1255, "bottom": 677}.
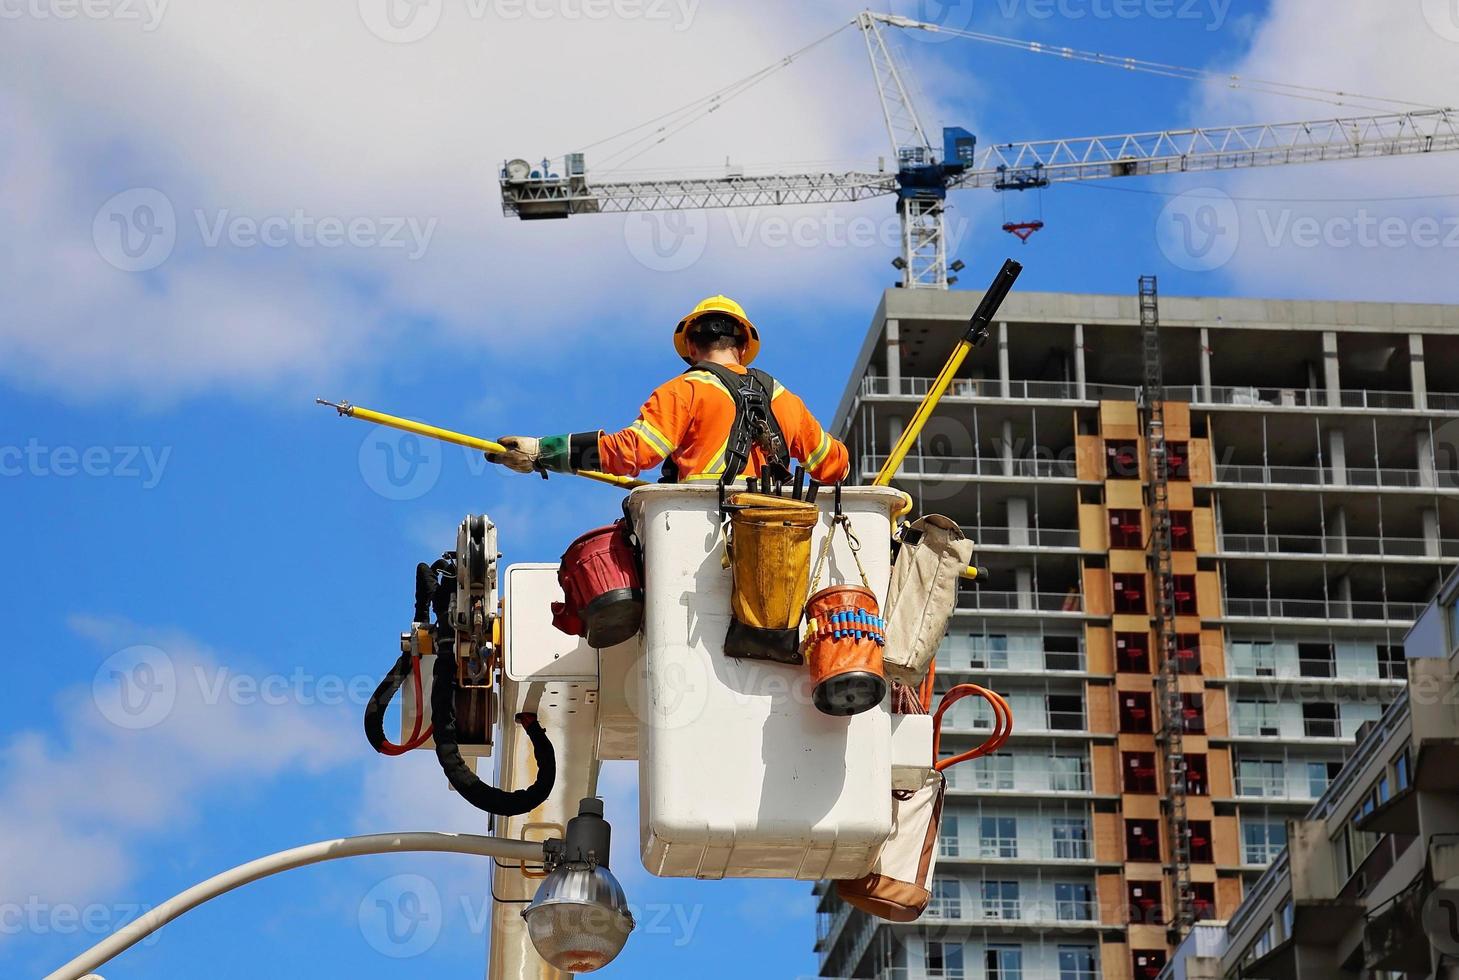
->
{"left": 1091, "top": 743, "right": 1120, "bottom": 795}
{"left": 1107, "top": 480, "right": 1145, "bottom": 509}
{"left": 1080, "top": 502, "right": 1110, "bottom": 551}
{"left": 1197, "top": 570, "right": 1223, "bottom": 619}
{"left": 1084, "top": 567, "right": 1112, "bottom": 616}
{"left": 1189, "top": 437, "right": 1214, "bottom": 484}
{"left": 1100, "top": 400, "right": 1141, "bottom": 438}
{"left": 1076, "top": 433, "right": 1105, "bottom": 482}
{"left": 1193, "top": 506, "right": 1218, "bottom": 554}
{"left": 1086, "top": 624, "right": 1114, "bottom": 674}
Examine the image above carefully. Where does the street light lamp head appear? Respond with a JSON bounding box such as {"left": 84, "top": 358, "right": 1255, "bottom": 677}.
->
{"left": 522, "top": 798, "right": 634, "bottom": 972}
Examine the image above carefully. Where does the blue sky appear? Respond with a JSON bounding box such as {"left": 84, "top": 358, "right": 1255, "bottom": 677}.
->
{"left": 3, "top": 0, "right": 1458, "bottom": 977}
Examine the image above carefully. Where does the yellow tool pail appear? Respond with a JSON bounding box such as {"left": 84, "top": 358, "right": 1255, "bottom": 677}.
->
{"left": 723, "top": 492, "right": 818, "bottom": 664}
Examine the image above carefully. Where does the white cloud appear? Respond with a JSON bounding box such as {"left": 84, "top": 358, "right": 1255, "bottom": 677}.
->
{"left": 0, "top": 0, "right": 903, "bottom": 402}
{"left": 0, "top": 616, "right": 356, "bottom": 908}
{"left": 1179, "top": 0, "right": 1459, "bottom": 302}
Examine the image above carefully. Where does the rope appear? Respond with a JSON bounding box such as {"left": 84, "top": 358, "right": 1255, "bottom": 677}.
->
{"left": 809, "top": 513, "right": 871, "bottom": 594}
{"left": 933, "top": 683, "right": 1013, "bottom": 770}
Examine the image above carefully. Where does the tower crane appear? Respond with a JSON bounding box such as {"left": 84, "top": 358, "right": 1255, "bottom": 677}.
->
{"left": 499, "top": 10, "right": 1459, "bottom": 289}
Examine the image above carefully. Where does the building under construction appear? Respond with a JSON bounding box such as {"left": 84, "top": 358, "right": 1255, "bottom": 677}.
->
{"left": 814, "top": 287, "right": 1459, "bottom": 980}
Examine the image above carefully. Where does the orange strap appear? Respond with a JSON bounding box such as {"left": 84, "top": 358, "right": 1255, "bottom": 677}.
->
{"left": 932, "top": 683, "right": 1013, "bottom": 771}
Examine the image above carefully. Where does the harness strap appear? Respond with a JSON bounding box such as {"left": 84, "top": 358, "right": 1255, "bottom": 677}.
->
{"left": 688, "top": 361, "right": 793, "bottom": 486}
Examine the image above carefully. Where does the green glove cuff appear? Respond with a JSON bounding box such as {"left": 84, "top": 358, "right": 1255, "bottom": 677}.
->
{"left": 538, "top": 434, "right": 572, "bottom": 472}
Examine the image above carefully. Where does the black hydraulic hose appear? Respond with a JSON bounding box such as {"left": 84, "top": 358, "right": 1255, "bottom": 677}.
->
{"left": 363, "top": 652, "right": 415, "bottom": 754}
{"left": 431, "top": 643, "right": 555, "bottom": 816}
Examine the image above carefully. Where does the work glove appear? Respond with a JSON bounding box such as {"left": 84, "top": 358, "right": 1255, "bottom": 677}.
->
{"left": 488, "top": 435, "right": 572, "bottom": 474}
{"left": 487, "top": 436, "right": 542, "bottom": 474}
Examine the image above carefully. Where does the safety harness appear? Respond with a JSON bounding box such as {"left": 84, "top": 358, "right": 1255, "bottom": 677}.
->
{"left": 662, "top": 361, "right": 793, "bottom": 487}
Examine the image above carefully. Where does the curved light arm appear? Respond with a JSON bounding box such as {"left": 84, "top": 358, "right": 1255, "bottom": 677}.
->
{"left": 45, "top": 832, "right": 547, "bottom": 980}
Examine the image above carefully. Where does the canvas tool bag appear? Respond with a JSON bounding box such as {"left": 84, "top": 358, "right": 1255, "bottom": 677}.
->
{"left": 722, "top": 492, "right": 818, "bottom": 664}
{"left": 882, "top": 515, "right": 975, "bottom": 686}
{"left": 836, "top": 682, "right": 1011, "bottom": 921}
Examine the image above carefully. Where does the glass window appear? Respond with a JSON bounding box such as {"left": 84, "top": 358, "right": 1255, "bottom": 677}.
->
{"left": 1307, "top": 761, "right": 1342, "bottom": 798}
{"left": 1055, "top": 882, "right": 1093, "bottom": 921}
{"left": 1049, "top": 754, "right": 1089, "bottom": 793}
{"left": 971, "top": 633, "right": 1009, "bottom": 670}
{"left": 981, "top": 880, "right": 1020, "bottom": 920}
{"left": 1239, "top": 759, "right": 1286, "bottom": 798}
{"left": 1173, "top": 633, "right": 1203, "bottom": 673}
{"left": 973, "top": 753, "right": 1015, "bottom": 791}
{"left": 929, "top": 878, "right": 961, "bottom": 919}
{"left": 980, "top": 816, "right": 1018, "bottom": 858}
{"left": 986, "top": 944, "right": 1023, "bottom": 980}
{"left": 1052, "top": 817, "right": 1090, "bottom": 860}
{"left": 1058, "top": 945, "right": 1098, "bottom": 980}
{"left": 1378, "top": 774, "right": 1392, "bottom": 804}
{"left": 1233, "top": 640, "right": 1277, "bottom": 676}
{"left": 1235, "top": 699, "right": 1279, "bottom": 736}
{"left": 1377, "top": 644, "right": 1408, "bottom": 680}
{"left": 1243, "top": 818, "right": 1288, "bottom": 865}
{"left": 1394, "top": 749, "right": 1411, "bottom": 790}
{"left": 927, "top": 940, "right": 965, "bottom": 978}
{"left": 940, "top": 814, "right": 960, "bottom": 857}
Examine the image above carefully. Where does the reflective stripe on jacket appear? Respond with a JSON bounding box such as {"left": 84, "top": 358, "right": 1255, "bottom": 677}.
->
{"left": 596, "top": 363, "right": 849, "bottom": 484}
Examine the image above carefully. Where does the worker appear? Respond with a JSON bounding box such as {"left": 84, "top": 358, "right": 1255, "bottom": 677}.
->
{"left": 489, "top": 296, "right": 850, "bottom": 487}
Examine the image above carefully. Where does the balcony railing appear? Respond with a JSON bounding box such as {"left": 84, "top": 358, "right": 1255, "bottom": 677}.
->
{"left": 944, "top": 762, "right": 1091, "bottom": 794}
{"left": 1222, "top": 597, "right": 1428, "bottom": 623}
{"left": 1211, "top": 463, "right": 1451, "bottom": 490}
{"left": 1220, "top": 532, "right": 1459, "bottom": 559}
{"left": 957, "top": 590, "right": 1084, "bottom": 613}
{"left": 1234, "top": 773, "right": 1291, "bottom": 798}
{"left": 964, "top": 525, "right": 1083, "bottom": 549}
{"left": 861, "top": 454, "right": 1081, "bottom": 480}
{"left": 859, "top": 374, "right": 1459, "bottom": 413}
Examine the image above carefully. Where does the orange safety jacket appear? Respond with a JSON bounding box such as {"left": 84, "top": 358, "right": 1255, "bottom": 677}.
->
{"left": 590, "top": 363, "right": 849, "bottom": 484}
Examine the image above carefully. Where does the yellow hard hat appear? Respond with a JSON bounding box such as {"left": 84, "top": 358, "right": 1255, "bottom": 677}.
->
{"left": 674, "top": 295, "right": 760, "bottom": 366}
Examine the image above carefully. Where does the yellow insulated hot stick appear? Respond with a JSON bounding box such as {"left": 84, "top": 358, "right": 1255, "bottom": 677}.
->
{"left": 316, "top": 399, "right": 648, "bottom": 490}
{"left": 872, "top": 258, "right": 1024, "bottom": 584}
